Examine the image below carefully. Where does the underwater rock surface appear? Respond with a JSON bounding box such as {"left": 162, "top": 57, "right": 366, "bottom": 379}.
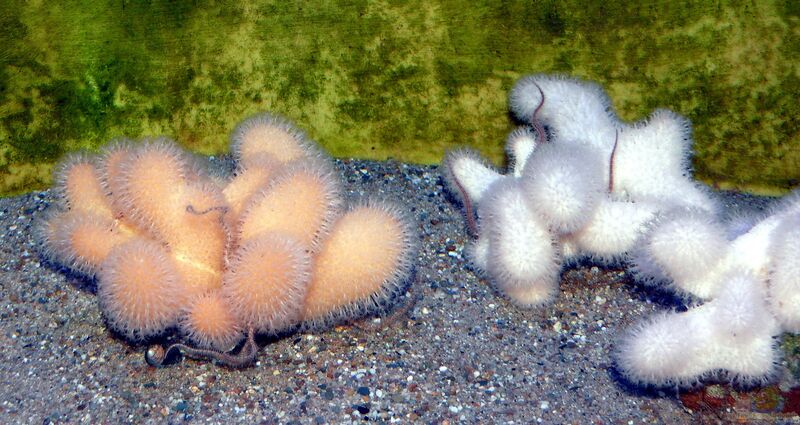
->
{"left": 0, "top": 158, "right": 797, "bottom": 423}
{"left": 1, "top": 1, "right": 798, "bottom": 195}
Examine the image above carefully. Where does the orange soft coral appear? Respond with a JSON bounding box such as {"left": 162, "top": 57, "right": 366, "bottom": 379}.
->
{"left": 39, "top": 112, "right": 417, "bottom": 367}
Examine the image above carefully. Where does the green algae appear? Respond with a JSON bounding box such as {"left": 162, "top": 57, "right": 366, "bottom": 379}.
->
{"left": 1, "top": 0, "right": 798, "bottom": 196}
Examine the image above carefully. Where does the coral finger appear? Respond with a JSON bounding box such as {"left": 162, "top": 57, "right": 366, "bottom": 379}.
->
{"left": 767, "top": 214, "right": 800, "bottom": 332}
{"left": 301, "top": 201, "right": 417, "bottom": 326}
{"left": 39, "top": 211, "right": 135, "bottom": 277}
{"left": 571, "top": 198, "right": 659, "bottom": 265}
{"left": 615, "top": 312, "right": 704, "bottom": 387}
{"left": 441, "top": 148, "right": 502, "bottom": 207}
{"left": 521, "top": 143, "right": 604, "bottom": 233}
{"left": 636, "top": 209, "right": 727, "bottom": 298}
{"left": 54, "top": 153, "right": 113, "bottom": 218}
{"left": 505, "top": 126, "right": 538, "bottom": 177}
{"left": 483, "top": 180, "right": 560, "bottom": 307}
{"left": 230, "top": 113, "right": 318, "bottom": 167}
{"left": 508, "top": 74, "right": 618, "bottom": 150}
{"left": 116, "top": 138, "right": 193, "bottom": 237}
{"left": 168, "top": 182, "right": 228, "bottom": 296}
{"left": 97, "top": 238, "right": 185, "bottom": 341}
{"left": 181, "top": 290, "right": 243, "bottom": 351}
{"left": 222, "top": 232, "right": 311, "bottom": 334}
{"left": 97, "top": 139, "right": 134, "bottom": 217}
{"left": 238, "top": 159, "right": 342, "bottom": 250}
{"left": 613, "top": 110, "right": 717, "bottom": 214}
{"left": 222, "top": 154, "right": 283, "bottom": 228}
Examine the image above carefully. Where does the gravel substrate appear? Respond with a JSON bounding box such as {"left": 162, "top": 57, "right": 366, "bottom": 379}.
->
{"left": 0, "top": 158, "right": 794, "bottom": 424}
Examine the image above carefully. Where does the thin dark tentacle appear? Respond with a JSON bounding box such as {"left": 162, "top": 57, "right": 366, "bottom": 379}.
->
{"left": 186, "top": 205, "right": 229, "bottom": 216}
{"left": 146, "top": 327, "right": 258, "bottom": 368}
{"left": 353, "top": 286, "right": 419, "bottom": 332}
{"left": 446, "top": 160, "right": 479, "bottom": 237}
{"left": 186, "top": 204, "right": 232, "bottom": 251}
{"left": 531, "top": 82, "right": 547, "bottom": 144}
{"left": 608, "top": 130, "right": 619, "bottom": 193}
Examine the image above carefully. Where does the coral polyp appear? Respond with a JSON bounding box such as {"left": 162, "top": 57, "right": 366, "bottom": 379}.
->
{"left": 39, "top": 113, "right": 417, "bottom": 367}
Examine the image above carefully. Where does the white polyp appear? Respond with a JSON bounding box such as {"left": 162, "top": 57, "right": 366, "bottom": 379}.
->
{"left": 767, "top": 214, "right": 800, "bottom": 332}
{"left": 707, "top": 271, "right": 780, "bottom": 383}
{"left": 508, "top": 75, "right": 619, "bottom": 151}
{"left": 572, "top": 198, "right": 660, "bottom": 263}
{"left": 618, "top": 267, "right": 780, "bottom": 387}
{"left": 644, "top": 209, "right": 728, "bottom": 298}
{"left": 627, "top": 110, "right": 715, "bottom": 213}
{"left": 612, "top": 112, "right": 689, "bottom": 199}
{"left": 726, "top": 212, "right": 784, "bottom": 278}
{"left": 483, "top": 180, "right": 559, "bottom": 306}
{"left": 442, "top": 149, "right": 503, "bottom": 206}
{"left": 616, "top": 311, "right": 703, "bottom": 386}
{"left": 505, "top": 126, "right": 538, "bottom": 177}
{"left": 711, "top": 271, "right": 776, "bottom": 340}
{"left": 521, "top": 143, "right": 604, "bottom": 233}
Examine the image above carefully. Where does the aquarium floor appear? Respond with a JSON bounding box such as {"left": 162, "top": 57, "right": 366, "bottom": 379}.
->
{"left": 0, "top": 158, "right": 795, "bottom": 424}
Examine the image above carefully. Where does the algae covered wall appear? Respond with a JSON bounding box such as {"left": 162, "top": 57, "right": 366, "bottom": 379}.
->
{"left": 1, "top": 0, "right": 798, "bottom": 196}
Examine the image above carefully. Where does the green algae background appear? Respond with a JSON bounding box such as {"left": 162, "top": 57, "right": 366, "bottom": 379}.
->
{"left": 0, "top": 0, "right": 798, "bottom": 196}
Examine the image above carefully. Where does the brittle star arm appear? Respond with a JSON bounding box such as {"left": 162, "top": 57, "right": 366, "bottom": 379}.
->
{"left": 146, "top": 326, "right": 258, "bottom": 368}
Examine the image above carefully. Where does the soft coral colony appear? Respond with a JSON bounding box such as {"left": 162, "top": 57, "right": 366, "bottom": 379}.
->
{"left": 443, "top": 74, "right": 717, "bottom": 308}
{"left": 443, "top": 73, "right": 800, "bottom": 388}
{"left": 38, "top": 113, "right": 417, "bottom": 367}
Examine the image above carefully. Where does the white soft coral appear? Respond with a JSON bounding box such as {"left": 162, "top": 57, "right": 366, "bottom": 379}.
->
{"left": 443, "top": 73, "right": 716, "bottom": 305}
{"left": 621, "top": 190, "right": 800, "bottom": 386}
{"left": 447, "top": 72, "right": 798, "bottom": 389}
